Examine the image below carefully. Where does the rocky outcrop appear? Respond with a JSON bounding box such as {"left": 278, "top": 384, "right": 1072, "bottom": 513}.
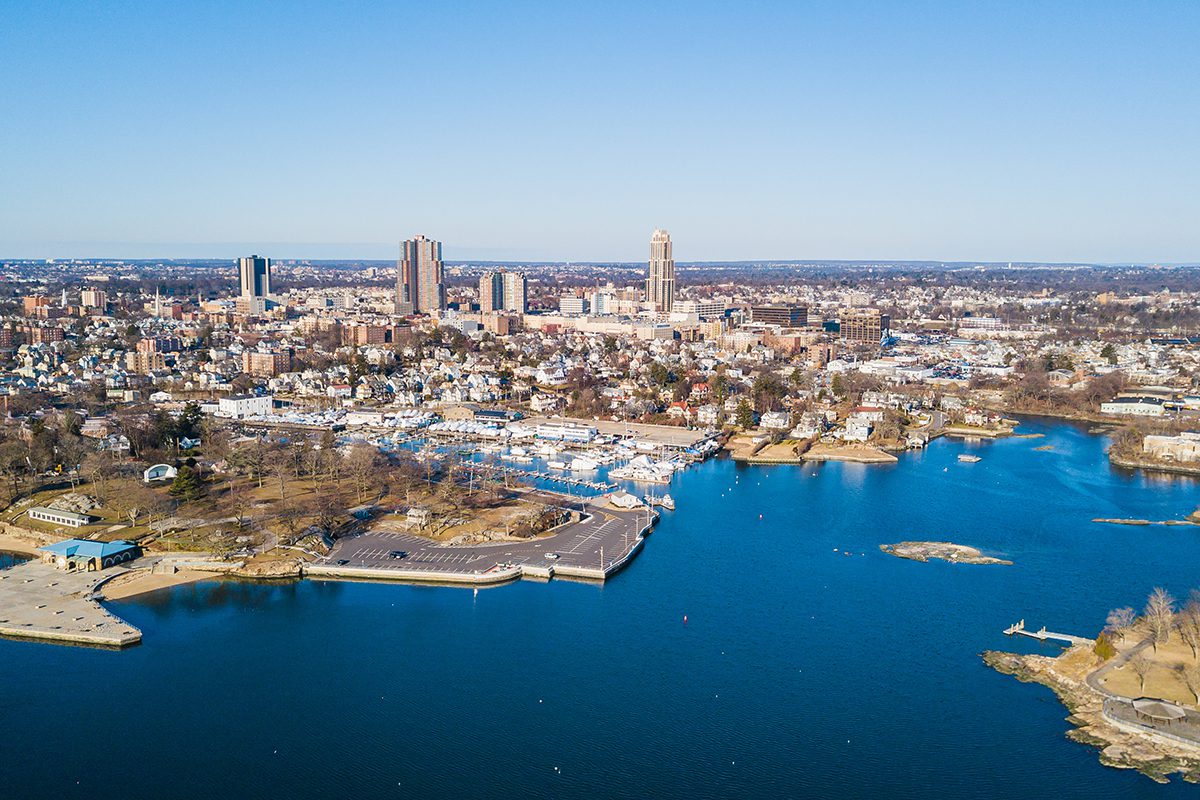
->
{"left": 880, "top": 541, "right": 1011, "bottom": 565}
{"left": 984, "top": 648, "right": 1200, "bottom": 783}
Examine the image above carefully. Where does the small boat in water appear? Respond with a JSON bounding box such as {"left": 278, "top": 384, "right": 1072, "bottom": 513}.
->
{"left": 546, "top": 460, "right": 568, "bottom": 470}
{"left": 958, "top": 454, "right": 982, "bottom": 463}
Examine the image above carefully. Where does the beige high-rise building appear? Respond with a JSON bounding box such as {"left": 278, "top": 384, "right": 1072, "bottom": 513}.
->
{"left": 645, "top": 229, "right": 675, "bottom": 312}
{"left": 396, "top": 235, "right": 446, "bottom": 315}
{"left": 479, "top": 270, "right": 526, "bottom": 314}
{"left": 502, "top": 271, "right": 527, "bottom": 314}
{"left": 80, "top": 288, "right": 108, "bottom": 310}
{"left": 480, "top": 271, "right": 504, "bottom": 312}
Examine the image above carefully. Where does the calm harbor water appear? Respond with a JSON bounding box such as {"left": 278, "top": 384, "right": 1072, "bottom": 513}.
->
{"left": 3, "top": 418, "right": 1199, "bottom": 798}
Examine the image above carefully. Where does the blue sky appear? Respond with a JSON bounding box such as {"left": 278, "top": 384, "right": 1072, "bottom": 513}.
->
{"left": 1, "top": 1, "right": 1197, "bottom": 262}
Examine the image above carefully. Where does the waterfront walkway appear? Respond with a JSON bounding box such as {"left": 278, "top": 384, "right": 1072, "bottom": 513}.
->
{"left": 0, "top": 560, "right": 142, "bottom": 647}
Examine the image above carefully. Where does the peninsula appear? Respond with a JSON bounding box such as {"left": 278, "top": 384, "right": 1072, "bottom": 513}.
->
{"left": 987, "top": 589, "right": 1200, "bottom": 783}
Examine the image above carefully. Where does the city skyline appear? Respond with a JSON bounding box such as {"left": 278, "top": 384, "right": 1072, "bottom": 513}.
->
{"left": 2, "top": 3, "right": 1199, "bottom": 263}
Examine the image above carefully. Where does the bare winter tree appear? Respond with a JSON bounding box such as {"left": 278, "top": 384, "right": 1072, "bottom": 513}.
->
{"left": 344, "top": 443, "right": 381, "bottom": 504}
{"left": 226, "top": 479, "right": 252, "bottom": 530}
{"left": 1178, "top": 595, "right": 1200, "bottom": 660}
{"left": 1105, "top": 607, "right": 1137, "bottom": 642}
{"left": 265, "top": 445, "right": 292, "bottom": 502}
{"left": 1177, "top": 662, "right": 1200, "bottom": 705}
{"left": 107, "top": 482, "right": 144, "bottom": 528}
{"left": 1129, "top": 651, "right": 1152, "bottom": 693}
{"left": 1145, "top": 587, "right": 1177, "bottom": 652}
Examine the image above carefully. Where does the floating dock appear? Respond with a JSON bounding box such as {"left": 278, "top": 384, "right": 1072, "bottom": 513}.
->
{"left": 1003, "top": 619, "right": 1092, "bottom": 646}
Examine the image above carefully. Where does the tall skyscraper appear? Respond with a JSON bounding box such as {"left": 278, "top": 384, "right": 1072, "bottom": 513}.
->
{"left": 396, "top": 235, "right": 446, "bottom": 315}
{"left": 238, "top": 255, "right": 271, "bottom": 298}
{"left": 645, "top": 229, "right": 675, "bottom": 312}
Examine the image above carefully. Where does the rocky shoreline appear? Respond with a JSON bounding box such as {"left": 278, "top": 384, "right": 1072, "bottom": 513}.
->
{"left": 880, "top": 541, "right": 1012, "bottom": 565}
{"left": 984, "top": 648, "right": 1200, "bottom": 783}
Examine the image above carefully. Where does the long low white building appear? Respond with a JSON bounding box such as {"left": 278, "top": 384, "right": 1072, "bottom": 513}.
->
{"left": 216, "top": 394, "right": 275, "bottom": 419}
{"left": 1101, "top": 398, "right": 1166, "bottom": 417}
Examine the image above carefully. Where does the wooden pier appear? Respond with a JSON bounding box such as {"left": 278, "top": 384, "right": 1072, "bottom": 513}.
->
{"left": 460, "top": 461, "right": 616, "bottom": 492}
{"left": 1003, "top": 619, "right": 1093, "bottom": 646}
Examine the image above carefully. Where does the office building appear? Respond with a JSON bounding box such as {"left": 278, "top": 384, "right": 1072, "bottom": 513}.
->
{"left": 238, "top": 255, "right": 271, "bottom": 299}
{"left": 559, "top": 296, "right": 588, "bottom": 315}
{"left": 645, "top": 229, "right": 675, "bottom": 312}
{"left": 839, "top": 308, "right": 890, "bottom": 345}
{"left": 675, "top": 299, "right": 728, "bottom": 321}
{"left": 396, "top": 235, "right": 446, "bottom": 314}
{"left": 589, "top": 288, "right": 616, "bottom": 315}
{"left": 750, "top": 304, "right": 808, "bottom": 327}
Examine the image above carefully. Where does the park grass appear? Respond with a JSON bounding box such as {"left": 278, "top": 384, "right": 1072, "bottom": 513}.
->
{"left": 1100, "top": 636, "right": 1200, "bottom": 706}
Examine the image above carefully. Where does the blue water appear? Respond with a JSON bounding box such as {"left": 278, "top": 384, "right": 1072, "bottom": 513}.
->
{"left": 0, "top": 551, "right": 29, "bottom": 569}
{"left": 2, "top": 418, "right": 1198, "bottom": 798}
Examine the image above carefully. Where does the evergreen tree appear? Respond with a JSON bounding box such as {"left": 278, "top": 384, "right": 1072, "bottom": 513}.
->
{"left": 168, "top": 465, "right": 206, "bottom": 502}
{"left": 735, "top": 398, "right": 755, "bottom": 430}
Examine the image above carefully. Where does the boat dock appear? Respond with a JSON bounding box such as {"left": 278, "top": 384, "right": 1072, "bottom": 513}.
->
{"left": 461, "top": 461, "right": 616, "bottom": 492}
{"left": 1003, "top": 619, "right": 1092, "bottom": 646}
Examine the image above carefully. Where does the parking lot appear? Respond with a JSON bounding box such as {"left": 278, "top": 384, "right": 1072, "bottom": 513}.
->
{"left": 313, "top": 498, "right": 655, "bottom": 584}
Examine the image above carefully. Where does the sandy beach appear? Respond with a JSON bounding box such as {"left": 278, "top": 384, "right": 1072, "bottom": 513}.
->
{"left": 99, "top": 568, "right": 221, "bottom": 600}
{"left": 0, "top": 533, "right": 43, "bottom": 557}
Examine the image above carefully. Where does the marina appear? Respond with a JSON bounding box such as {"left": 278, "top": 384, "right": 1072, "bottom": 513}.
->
{"left": 4, "top": 419, "right": 1200, "bottom": 799}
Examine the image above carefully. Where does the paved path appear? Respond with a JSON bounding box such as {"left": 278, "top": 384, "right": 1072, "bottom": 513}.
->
{"left": 0, "top": 561, "right": 142, "bottom": 647}
{"left": 1086, "top": 636, "right": 1153, "bottom": 697}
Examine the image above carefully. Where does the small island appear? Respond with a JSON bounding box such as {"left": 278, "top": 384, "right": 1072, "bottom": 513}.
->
{"left": 879, "top": 541, "right": 1012, "bottom": 565}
